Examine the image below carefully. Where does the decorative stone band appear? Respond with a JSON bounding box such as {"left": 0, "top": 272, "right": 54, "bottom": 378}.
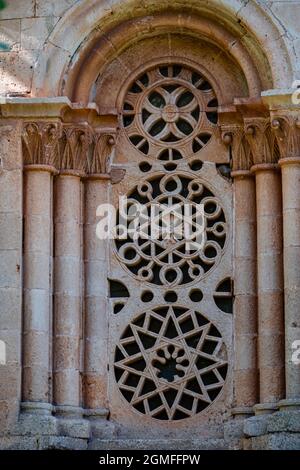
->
{"left": 23, "top": 163, "right": 59, "bottom": 175}
{"left": 278, "top": 156, "right": 300, "bottom": 167}
{"left": 219, "top": 113, "right": 300, "bottom": 171}
{"left": 231, "top": 170, "right": 253, "bottom": 179}
{"left": 231, "top": 406, "right": 255, "bottom": 418}
{"left": 22, "top": 121, "right": 118, "bottom": 179}
{"left": 250, "top": 163, "right": 280, "bottom": 174}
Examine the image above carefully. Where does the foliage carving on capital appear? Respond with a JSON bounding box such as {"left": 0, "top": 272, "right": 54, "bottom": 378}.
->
{"left": 59, "top": 125, "right": 91, "bottom": 173}
{"left": 86, "top": 132, "right": 115, "bottom": 175}
{"left": 22, "top": 121, "right": 61, "bottom": 167}
{"left": 271, "top": 114, "right": 300, "bottom": 159}
{"left": 244, "top": 118, "right": 280, "bottom": 165}
{"left": 221, "top": 125, "right": 253, "bottom": 171}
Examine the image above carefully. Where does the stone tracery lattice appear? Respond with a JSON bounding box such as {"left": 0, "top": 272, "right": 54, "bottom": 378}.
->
{"left": 114, "top": 173, "right": 227, "bottom": 286}
{"left": 113, "top": 61, "right": 229, "bottom": 421}
{"left": 122, "top": 63, "right": 218, "bottom": 160}
{"left": 114, "top": 306, "right": 228, "bottom": 420}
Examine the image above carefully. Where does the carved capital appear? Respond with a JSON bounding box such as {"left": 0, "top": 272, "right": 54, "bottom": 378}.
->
{"left": 59, "top": 124, "right": 91, "bottom": 173}
{"left": 22, "top": 121, "right": 61, "bottom": 167}
{"left": 244, "top": 117, "right": 279, "bottom": 165}
{"left": 271, "top": 114, "right": 300, "bottom": 159}
{"left": 221, "top": 124, "right": 253, "bottom": 171}
{"left": 86, "top": 132, "right": 115, "bottom": 175}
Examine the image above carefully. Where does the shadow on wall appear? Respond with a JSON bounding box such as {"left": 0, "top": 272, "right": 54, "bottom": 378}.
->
{"left": 0, "top": 0, "right": 63, "bottom": 96}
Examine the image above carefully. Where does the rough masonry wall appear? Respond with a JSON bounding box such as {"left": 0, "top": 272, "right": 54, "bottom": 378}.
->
{"left": 0, "top": 122, "right": 23, "bottom": 433}
{"left": 0, "top": 0, "right": 299, "bottom": 97}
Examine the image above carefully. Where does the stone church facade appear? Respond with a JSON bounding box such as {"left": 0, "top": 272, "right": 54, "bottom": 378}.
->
{"left": 0, "top": 0, "right": 300, "bottom": 450}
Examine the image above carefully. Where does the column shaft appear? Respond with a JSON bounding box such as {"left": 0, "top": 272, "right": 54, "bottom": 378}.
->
{"left": 53, "top": 173, "right": 82, "bottom": 410}
{"left": 280, "top": 159, "right": 300, "bottom": 403}
{"left": 84, "top": 178, "right": 109, "bottom": 411}
{"left": 23, "top": 168, "right": 52, "bottom": 408}
{"left": 232, "top": 172, "right": 258, "bottom": 414}
{"left": 254, "top": 166, "right": 284, "bottom": 407}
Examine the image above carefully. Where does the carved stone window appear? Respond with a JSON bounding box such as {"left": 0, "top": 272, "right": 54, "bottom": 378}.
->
{"left": 109, "top": 60, "right": 232, "bottom": 427}
{"left": 122, "top": 63, "right": 218, "bottom": 160}
{"left": 114, "top": 173, "right": 227, "bottom": 287}
{"left": 114, "top": 306, "right": 228, "bottom": 420}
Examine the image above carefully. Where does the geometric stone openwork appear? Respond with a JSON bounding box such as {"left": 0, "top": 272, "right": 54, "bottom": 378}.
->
{"left": 122, "top": 63, "right": 218, "bottom": 160}
{"left": 114, "top": 305, "right": 228, "bottom": 420}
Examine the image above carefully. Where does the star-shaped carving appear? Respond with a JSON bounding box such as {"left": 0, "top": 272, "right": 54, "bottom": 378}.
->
{"left": 114, "top": 306, "right": 228, "bottom": 420}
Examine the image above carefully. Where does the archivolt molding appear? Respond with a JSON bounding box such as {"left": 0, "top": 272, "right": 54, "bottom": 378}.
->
{"left": 31, "top": 0, "right": 294, "bottom": 100}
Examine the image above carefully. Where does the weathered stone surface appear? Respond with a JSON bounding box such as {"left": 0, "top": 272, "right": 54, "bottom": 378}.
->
{"left": 11, "top": 414, "right": 57, "bottom": 436}
{"left": 250, "top": 433, "right": 300, "bottom": 451}
{"left": 243, "top": 415, "right": 270, "bottom": 438}
{"left": 1, "top": 0, "right": 300, "bottom": 452}
{"left": 267, "top": 411, "right": 300, "bottom": 433}
{"left": 56, "top": 418, "right": 90, "bottom": 439}
{"left": 88, "top": 438, "right": 229, "bottom": 450}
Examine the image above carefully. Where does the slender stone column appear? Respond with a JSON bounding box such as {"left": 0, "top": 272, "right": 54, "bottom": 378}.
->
{"left": 221, "top": 127, "right": 258, "bottom": 418}
{"left": 243, "top": 118, "right": 285, "bottom": 413}
{"left": 53, "top": 170, "right": 83, "bottom": 415}
{"left": 22, "top": 165, "right": 56, "bottom": 414}
{"left": 279, "top": 158, "right": 300, "bottom": 406}
{"left": 21, "top": 122, "right": 60, "bottom": 417}
{"left": 53, "top": 126, "right": 90, "bottom": 430}
{"left": 83, "top": 175, "right": 110, "bottom": 429}
{"left": 231, "top": 170, "right": 258, "bottom": 417}
{"left": 269, "top": 114, "right": 300, "bottom": 410}
{"left": 83, "top": 133, "right": 115, "bottom": 436}
{"left": 251, "top": 164, "right": 284, "bottom": 412}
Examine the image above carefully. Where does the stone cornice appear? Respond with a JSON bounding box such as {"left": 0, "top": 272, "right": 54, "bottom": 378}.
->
{"left": 0, "top": 97, "right": 72, "bottom": 118}
{"left": 261, "top": 90, "right": 300, "bottom": 160}
{"left": 261, "top": 89, "right": 300, "bottom": 111}
{"left": 13, "top": 99, "right": 119, "bottom": 176}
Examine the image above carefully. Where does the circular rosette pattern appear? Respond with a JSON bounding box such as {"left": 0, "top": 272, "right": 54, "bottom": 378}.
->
{"left": 114, "top": 306, "right": 228, "bottom": 420}
{"left": 114, "top": 173, "right": 227, "bottom": 287}
{"left": 121, "top": 63, "right": 218, "bottom": 160}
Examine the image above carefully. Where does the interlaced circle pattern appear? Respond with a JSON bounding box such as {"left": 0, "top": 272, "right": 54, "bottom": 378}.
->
{"left": 114, "top": 306, "right": 228, "bottom": 420}
{"left": 122, "top": 63, "right": 218, "bottom": 160}
{"left": 114, "top": 173, "right": 227, "bottom": 287}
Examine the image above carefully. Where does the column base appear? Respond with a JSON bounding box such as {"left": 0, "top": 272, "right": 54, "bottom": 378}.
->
{"left": 243, "top": 403, "right": 279, "bottom": 438}
{"left": 243, "top": 403, "right": 300, "bottom": 448}
{"left": 253, "top": 402, "right": 278, "bottom": 415}
{"left": 84, "top": 408, "right": 115, "bottom": 438}
{"left": 231, "top": 406, "right": 254, "bottom": 419}
{"left": 12, "top": 402, "right": 57, "bottom": 436}
{"left": 278, "top": 399, "right": 300, "bottom": 411}
{"left": 21, "top": 401, "right": 53, "bottom": 415}
{"left": 54, "top": 405, "right": 90, "bottom": 439}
